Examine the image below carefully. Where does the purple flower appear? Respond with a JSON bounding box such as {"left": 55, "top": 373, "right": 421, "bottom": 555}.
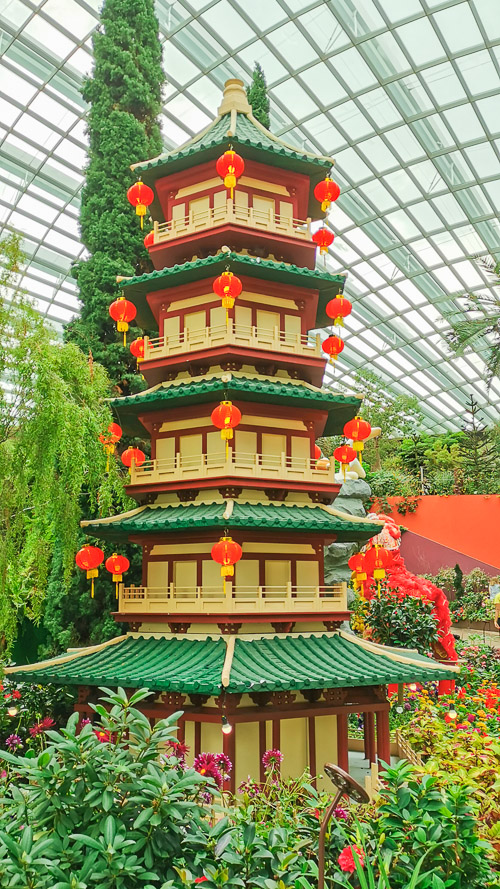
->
{"left": 5, "top": 734, "right": 22, "bottom": 750}
{"left": 262, "top": 748, "right": 283, "bottom": 770}
{"left": 215, "top": 753, "right": 232, "bottom": 775}
{"left": 238, "top": 778, "right": 260, "bottom": 798}
{"left": 334, "top": 806, "right": 349, "bottom": 820}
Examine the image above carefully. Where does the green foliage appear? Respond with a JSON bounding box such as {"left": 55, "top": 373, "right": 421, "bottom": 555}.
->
{"left": 0, "top": 233, "right": 124, "bottom": 651}
{"left": 457, "top": 394, "right": 500, "bottom": 493}
{"left": 246, "top": 63, "right": 270, "bottom": 129}
{"left": 361, "top": 588, "right": 439, "bottom": 654}
{"left": 66, "top": 0, "right": 165, "bottom": 392}
{"left": 445, "top": 256, "right": 500, "bottom": 387}
{"left": 421, "top": 566, "right": 456, "bottom": 596}
{"left": 366, "top": 468, "right": 420, "bottom": 514}
{"left": 0, "top": 674, "right": 74, "bottom": 752}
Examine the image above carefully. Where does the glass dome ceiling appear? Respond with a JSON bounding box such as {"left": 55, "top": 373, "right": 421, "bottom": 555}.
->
{"left": 1, "top": 0, "right": 500, "bottom": 432}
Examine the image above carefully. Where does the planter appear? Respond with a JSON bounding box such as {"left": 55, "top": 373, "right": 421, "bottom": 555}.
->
{"left": 452, "top": 619, "right": 498, "bottom": 632}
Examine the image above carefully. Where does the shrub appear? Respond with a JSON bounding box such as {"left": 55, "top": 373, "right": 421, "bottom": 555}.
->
{"left": 359, "top": 588, "right": 439, "bottom": 654}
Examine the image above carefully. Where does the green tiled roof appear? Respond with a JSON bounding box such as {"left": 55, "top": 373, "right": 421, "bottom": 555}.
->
{"left": 82, "top": 501, "right": 382, "bottom": 543}
{"left": 109, "top": 375, "right": 360, "bottom": 438}
{"left": 134, "top": 112, "right": 332, "bottom": 197}
{"left": 7, "top": 633, "right": 457, "bottom": 695}
{"left": 120, "top": 253, "right": 345, "bottom": 331}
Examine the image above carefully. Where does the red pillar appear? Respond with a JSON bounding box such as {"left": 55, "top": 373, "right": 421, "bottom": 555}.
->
{"left": 194, "top": 721, "right": 201, "bottom": 758}
{"left": 364, "top": 712, "right": 376, "bottom": 763}
{"left": 376, "top": 709, "right": 391, "bottom": 771}
{"left": 272, "top": 718, "right": 280, "bottom": 752}
{"left": 337, "top": 712, "right": 349, "bottom": 773}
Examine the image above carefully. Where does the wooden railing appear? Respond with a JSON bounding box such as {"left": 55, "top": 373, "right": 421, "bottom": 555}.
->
{"left": 151, "top": 200, "right": 311, "bottom": 244}
{"left": 394, "top": 729, "right": 424, "bottom": 767}
{"left": 143, "top": 321, "right": 322, "bottom": 363}
{"left": 119, "top": 583, "right": 347, "bottom": 614}
{"left": 129, "top": 450, "right": 335, "bottom": 486}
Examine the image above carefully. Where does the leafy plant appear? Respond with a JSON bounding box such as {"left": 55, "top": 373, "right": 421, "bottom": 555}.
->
{"left": 360, "top": 588, "right": 439, "bottom": 654}
{"left": 445, "top": 256, "right": 500, "bottom": 388}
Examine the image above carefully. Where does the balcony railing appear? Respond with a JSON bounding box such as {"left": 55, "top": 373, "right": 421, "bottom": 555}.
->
{"left": 129, "top": 450, "right": 336, "bottom": 486}
{"left": 119, "top": 583, "right": 347, "bottom": 614}
{"left": 143, "top": 321, "right": 322, "bottom": 363}
{"left": 151, "top": 201, "right": 311, "bottom": 244}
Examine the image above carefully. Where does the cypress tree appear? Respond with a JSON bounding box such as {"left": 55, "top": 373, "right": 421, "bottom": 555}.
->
{"left": 246, "top": 63, "right": 271, "bottom": 129}
{"left": 66, "top": 0, "right": 165, "bottom": 393}
{"left": 457, "top": 394, "right": 499, "bottom": 491}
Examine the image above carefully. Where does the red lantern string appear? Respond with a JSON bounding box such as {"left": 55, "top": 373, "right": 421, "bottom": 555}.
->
{"left": 333, "top": 444, "right": 356, "bottom": 481}
{"left": 127, "top": 180, "right": 154, "bottom": 229}
{"left": 216, "top": 149, "right": 244, "bottom": 199}
{"left": 99, "top": 423, "right": 122, "bottom": 472}
{"left": 314, "top": 177, "right": 340, "bottom": 212}
{"left": 109, "top": 297, "right": 137, "bottom": 346}
{"left": 312, "top": 228, "right": 334, "bottom": 255}
{"left": 326, "top": 296, "right": 352, "bottom": 327}
{"left": 75, "top": 545, "right": 104, "bottom": 598}
{"left": 121, "top": 446, "right": 146, "bottom": 475}
{"left": 343, "top": 416, "right": 371, "bottom": 463}
{"left": 105, "top": 553, "right": 130, "bottom": 599}
{"left": 211, "top": 536, "right": 242, "bottom": 593}
{"left": 211, "top": 401, "right": 242, "bottom": 458}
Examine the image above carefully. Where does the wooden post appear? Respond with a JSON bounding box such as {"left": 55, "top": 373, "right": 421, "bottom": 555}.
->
{"left": 308, "top": 717, "right": 317, "bottom": 785}
{"left": 376, "top": 709, "right": 391, "bottom": 771}
{"left": 272, "top": 717, "right": 280, "bottom": 753}
{"left": 194, "top": 721, "right": 201, "bottom": 758}
{"left": 336, "top": 712, "right": 349, "bottom": 773}
{"left": 364, "top": 712, "right": 376, "bottom": 763}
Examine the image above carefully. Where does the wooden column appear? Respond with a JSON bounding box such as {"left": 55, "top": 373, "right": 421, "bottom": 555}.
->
{"left": 177, "top": 719, "right": 185, "bottom": 744}
{"left": 259, "top": 722, "right": 266, "bottom": 782}
{"left": 336, "top": 712, "right": 349, "bottom": 773}
{"left": 272, "top": 717, "right": 280, "bottom": 752}
{"left": 376, "top": 709, "right": 391, "bottom": 771}
{"left": 364, "top": 712, "right": 376, "bottom": 763}
{"left": 194, "top": 721, "right": 201, "bottom": 758}
{"left": 223, "top": 720, "right": 236, "bottom": 794}
{"left": 308, "top": 717, "right": 317, "bottom": 785}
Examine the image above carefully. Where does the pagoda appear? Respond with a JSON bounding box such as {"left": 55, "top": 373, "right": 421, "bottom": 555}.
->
{"left": 9, "top": 80, "right": 456, "bottom": 791}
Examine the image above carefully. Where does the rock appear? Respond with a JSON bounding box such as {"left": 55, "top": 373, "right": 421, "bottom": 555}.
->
{"left": 324, "top": 541, "right": 358, "bottom": 583}
{"left": 338, "top": 478, "right": 372, "bottom": 499}
{"left": 333, "top": 497, "right": 366, "bottom": 518}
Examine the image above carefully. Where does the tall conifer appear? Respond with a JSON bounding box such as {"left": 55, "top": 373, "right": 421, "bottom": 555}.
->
{"left": 246, "top": 63, "right": 271, "bottom": 129}
{"left": 66, "top": 0, "right": 165, "bottom": 393}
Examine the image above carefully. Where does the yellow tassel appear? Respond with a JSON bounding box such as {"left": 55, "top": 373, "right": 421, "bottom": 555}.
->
{"left": 91, "top": 577, "right": 95, "bottom": 598}
{"left": 123, "top": 330, "right": 126, "bottom": 347}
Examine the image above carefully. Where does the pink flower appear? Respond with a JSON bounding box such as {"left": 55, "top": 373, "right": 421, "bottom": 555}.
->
{"left": 262, "top": 748, "right": 283, "bottom": 770}
{"left": 334, "top": 806, "right": 349, "bottom": 820}
{"left": 193, "top": 753, "right": 222, "bottom": 788}
{"left": 29, "top": 717, "right": 55, "bottom": 738}
{"left": 338, "top": 845, "right": 365, "bottom": 873}
{"left": 215, "top": 753, "right": 232, "bottom": 775}
{"left": 5, "top": 734, "right": 22, "bottom": 750}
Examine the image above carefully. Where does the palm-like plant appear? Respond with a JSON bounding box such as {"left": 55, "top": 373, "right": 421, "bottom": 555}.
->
{"left": 446, "top": 256, "right": 500, "bottom": 386}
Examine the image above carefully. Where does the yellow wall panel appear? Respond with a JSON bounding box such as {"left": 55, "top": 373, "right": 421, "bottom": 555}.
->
{"left": 147, "top": 561, "right": 168, "bottom": 588}
{"left": 296, "top": 561, "right": 319, "bottom": 588}
{"left": 173, "top": 561, "right": 197, "bottom": 588}
{"left": 201, "top": 722, "right": 222, "bottom": 758}
{"left": 265, "top": 560, "right": 291, "bottom": 587}
{"left": 156, "top": 437, "right": 175, "bottom": 462}
{"left": 315, "top": 715, "right": 338, "bottom": 790}
{"left": 235, "top": 722, "right": 260, "bottom": 789}
{"left": 280, "top": 717, "right": 308, "bottom": 779}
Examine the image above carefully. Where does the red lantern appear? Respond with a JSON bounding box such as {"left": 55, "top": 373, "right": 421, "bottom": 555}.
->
{"left": 364, "top": 544, "right": 392, "bottom": 594}
{"left": 213, "top": 272, "right": 242, "bottom": 321}
{"left": 343, "top": 416, "right": 371, "bottom": 462}
{"left": 75, "top": 545, "right": 104, "bottom": 598}
{"left": 312, "top": 228, "right": 334, "bottom": 254}
{"left": 127, "top": 180, "right": 154, "bottom": 229}
{"left": 99, "top": 423, "right": 122, "bottom": 472}
{"left": 130, "top": 337, "right": 145, "bottom": 367}
{"left": 326, "top": 296, "right": 352, "bottom": 326}
{"left": 144, "top": 230, "right": 154, "bottom": 248}
{"left": 211, "top": 536, "right": 242, "bottom": 591}
{"left": 216, "top": 150, "right": 244, "bottom": 198}
{"left": 322, "top": 335, "right": 344, "bottom": 363}
{"left": 211, "top": 401, "right": 241, "bottom": 457}
{"left": 314, "top": 177, "right": 340, "bottom": 212}
{"left": 121, "top": 446, "right": 146, "bottom": 475}
{"left": 314, "top": 444, "right": 322, "bottom": 460}
{"left": 109, "top": 297, "right": 137, "bottom": 346}
{"left": 348, "top": 551, "right": 367, "bottom": 595}
{"left": 334, "top": 444, "right": 356, "bottom": 481}
{"left": 105, "top": 552, "right": 130, "bottom": 598}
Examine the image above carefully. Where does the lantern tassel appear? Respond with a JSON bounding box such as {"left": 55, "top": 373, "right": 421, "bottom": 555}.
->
{"left": 91, "top": 577, "right": 95, "bottom": 598}
{"left": 123, "top": 330, "right": 127, "bottom": 347}
{"left": 225, "top": 439, "right": 229, "bottom": 460}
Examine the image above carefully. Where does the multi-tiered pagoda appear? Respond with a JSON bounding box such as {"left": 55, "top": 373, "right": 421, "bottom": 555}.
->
{"left": 10, "top": 80, "right": 455, "bottom": 790}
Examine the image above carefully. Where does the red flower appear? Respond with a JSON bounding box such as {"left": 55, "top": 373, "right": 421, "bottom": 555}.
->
{"left": 12, "top": 690, "right": 21, "bottom": 700}
{"left": 338, "top": 845, "right": 365, "bottom": 873}
{"left": 195, "top": 878, "right": 208, "bottom": 884}
{"left": 94, "top": 729, "right": 112, "bottom": 743}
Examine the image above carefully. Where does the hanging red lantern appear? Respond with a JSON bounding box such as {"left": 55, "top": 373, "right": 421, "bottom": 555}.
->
{"left": 75, "top": 545, "right": 104, "bottom": 598}
{"left": 105, "top": 552, "right": 130, "bottom": 599}
{"left": 211, "top": 536, "right": 242, "bottom": 592}
{"left": 99, "top": 423, "right": 122, "bottom": 472}
{"left": 213, "top": 271, "right": 242, "bottom": 322}
{"left": 127, "top": 180, "right": 154, "bottom": 229}
{"left": 109, "top": 297, "right": 137, "bottom": 346}
{"left": 343, "top": 416, "right": 371, "bottom": 462}
{"left": 333, "top": 444, "right": 356, "bottom": 481}
{"left": 312, "top": 228, "right": 334, "bottom": 254}
{"left": 322, "top": 335, "right": 344, "bottom": 363}
{"left": 326, "top": 296, "right": 352, "bottom": 326}
{"left": 216, "top": 149, "right": 244, "bottom": 198}
{"left": 143, "top": 230, "right": 155, "bottom": 248}
{"left": 211, "top": 401, "right": 241, "bottom": 457}
{"left": 364, "top": 544, "right": 392, "bottom": 594}
{"left": 121, "top": 446, "right": 146, "bottom": 475}
{"left": 130, "top": 337, "right": 145, "bottom": 368}
{"left": 314, "top": 177, "right": 340, "bottom": 212}
{"left": 348, "top": 551, "right": 367, "bottom": 595}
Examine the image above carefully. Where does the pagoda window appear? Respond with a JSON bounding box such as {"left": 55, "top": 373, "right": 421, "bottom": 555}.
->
{"left": 279, "top": 200, "right": 293, "bottom": 221}
{"left": 234, "top": 558, "right": 259, "bottom": 589}
{"left": 184, "top": 310, "right": 206, "bottom": 342}
{"left": 284, "top": 313, "right": 302, "bottom": 343}
{"left": 155, "top": 436, "right": 175, "bottom": 463}
{"left": 213, "top": 190, "right": 227, "bottom": 222}
{"left": 179, "top": 433, "right": 202, "bottom": 461}
{"left": 189, "top": 195, "right": 210, "bottom": 227}
{"left": 171, "top": 202, "right": 187, "bottom": 233}
{"left": 257, "top": 309, "right": 279, "bottom": 342}
{"left": 147, "top": 560, "right": 167, "bottom": 589}
{"left": 296, "top": 560, "right": 320, "bottom": 589}
{"left": 202, "top": 558, "right": 222, "bottom": 589}
{"left": 173, "top": 560, "right": 197, "bottom": 590}
{"left": 234, "top": 429, "right": 256, "bottom": 465}
{"left": 206, "top": 429, "right": 225, "bottom": 461}
{"left": 235, "top": 304, "right": 252, "bottom": 332}
{"left": 164, "top": 314, "right": 180, "bottom": 345}
{"left": 265, "top": 559, "right": 291, "bottom": 588}
{"left": 252, "top": 194, "right": 275, "bottom": 225}
{"left": 210, "top": 305, "right": 226, "bottom": 328}
{"left": 234, "top": 189, "right": 249, "bottom": 223}
{"left": 290, "top": 436, "right": 310, "bottom": 462}
{"left": 262, "top": 432, "right": 286, "bottom": 468}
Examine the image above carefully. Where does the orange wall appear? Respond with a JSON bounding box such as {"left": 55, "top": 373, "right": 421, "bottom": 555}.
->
{"left": 387, "top": 495, "right": 500, "bottom": 571}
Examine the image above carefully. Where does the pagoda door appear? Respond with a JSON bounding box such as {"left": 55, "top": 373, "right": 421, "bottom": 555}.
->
{"left": 261, "top": 433, "right": 286, "bottom": 472}
{"left": 257, "top": 310, "right": 280, "bottom": 347}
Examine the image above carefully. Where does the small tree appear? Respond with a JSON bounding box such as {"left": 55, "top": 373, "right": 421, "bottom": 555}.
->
{"left": 246, "top": 63, "right": 271, "bottom": 129}
{"left": 457, "top": 394, "right": 499, "bottom": 492}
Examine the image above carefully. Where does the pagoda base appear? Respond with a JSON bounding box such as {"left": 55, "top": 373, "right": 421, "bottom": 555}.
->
{"left": 111, "top": 610, "right": 351, "bottom": 632}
